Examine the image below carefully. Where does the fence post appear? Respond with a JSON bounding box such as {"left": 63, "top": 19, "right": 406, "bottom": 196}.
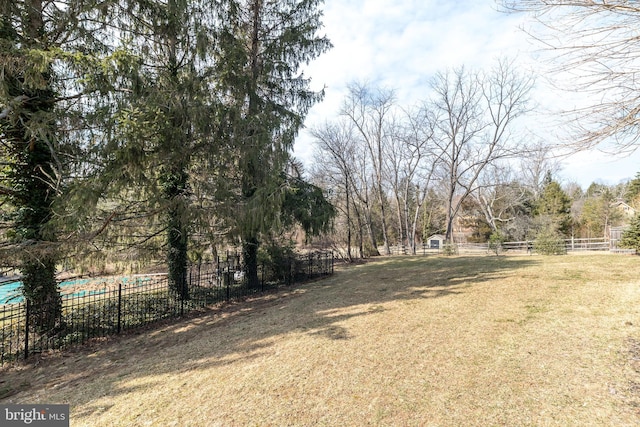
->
{"left": 331, "top": 252, "right": 334, "bottom": 275}
{"left": 324, "top": 252, "right": 327, "bottom": 275}
{"left": 180, "top": 280, "right": 185, "bottom": 317}
{"left": 24, "top": 299, "right": 30, "bottom": 361}
{"left": 225, "top": 271, "right": 230, "bottom": 301}
{"left": 216, "top": 256, "right": 221, "bottom": 287}
{"left": 117, "top": 282, "right": 122, "bottom": 334}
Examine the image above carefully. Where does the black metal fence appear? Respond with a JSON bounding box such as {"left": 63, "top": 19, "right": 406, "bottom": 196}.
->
{"left": 0, "top": 251, "right": 333, "bottom": 366}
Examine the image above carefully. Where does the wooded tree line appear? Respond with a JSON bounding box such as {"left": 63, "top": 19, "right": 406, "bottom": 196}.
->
{"left": 0, "top": 0, "right": 334, "bottom": 329}
{"left": 308, "top": 0, "right": 640, "bottom": 258}
{"left": 310, "top": 67, "right": 640, "bottom": 260}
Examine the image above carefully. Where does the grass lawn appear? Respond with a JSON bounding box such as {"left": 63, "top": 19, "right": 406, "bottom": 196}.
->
{"left": 2, "top": 253, "right": 640, "bottom": 426}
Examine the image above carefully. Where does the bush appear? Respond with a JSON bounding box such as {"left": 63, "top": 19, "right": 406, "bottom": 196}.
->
{"left": 258, "top": 241, "right": 296, "bottom": 283}
{"left": 442, "top": 243, "right": 458, "bottom": 256}
{"left": 488, "top": 231, "right": 506, "bottom": 256}
{"left": 533, "top": 229, "right": 567, "bottom": 255}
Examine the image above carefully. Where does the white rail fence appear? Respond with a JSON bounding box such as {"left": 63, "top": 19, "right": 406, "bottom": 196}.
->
{"left": 386, "top": 237, "right": 635, "bottom": 255}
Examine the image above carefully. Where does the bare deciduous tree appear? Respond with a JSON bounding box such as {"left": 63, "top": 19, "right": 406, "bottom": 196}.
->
{"left": 311, "top": 120, "right": 358, "bottom": 261}
{"left": 518, "top": 141, "right": 562, "bottom": 199}
{"left": 431, "top": 60, "right": 534, "bottom": 243}
{"left": 471, "top": 162, "right": 532, "bottom": 234}
{"left": 501, "top": 0, "right": 640, "bottom": 153}
{"left": 396, "top": 106, "right": 439, "bottom": 254}
{"left": 341, "top": 82, "right": 396, "bottom": 255}
{"left": 311, "top": 117, "right": 381, "bottom": 258}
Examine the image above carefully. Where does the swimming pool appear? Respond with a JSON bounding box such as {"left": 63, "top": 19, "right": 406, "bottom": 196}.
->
{"left": 0, "top": 275, "right": 161, "bottom": 305}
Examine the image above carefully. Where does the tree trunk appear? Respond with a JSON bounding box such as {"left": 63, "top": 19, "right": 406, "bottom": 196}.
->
{"left": 403, "top": 185, "right": 413, "bottom": 254}
{"left": 445, "top": 210, "right": 455, "bottom": 243}
{"left": 163, "top": 0, "right": 190, "bottom": 300}
{"left": 410, "top": 189, "right": 425, "bottom": 255}
{"left": 344, "top": 174, "right": 353, "bottom": 262}
{"left": 394, "top": 192, "right": 404, "bottom": 250}
{"left": 6, "top": 0, "right": 62, "bottom": 331}
{"left": 12, "top": 114, "right": 62, "bottom": 333}
{"left": 376, "top": 180, "right": 391, "bottom": 255}
{"left": 242, "top": 236, "right": 260, "bottom": 289}
{"left": 164, "top": 165, "right": 190, "bottom": 300}
{"left": 352, "top": 201, "right": 365, "bottom": 258}
{"left": 366, "top": 213, "right": 380, "bottom": 256}
{"left": 22, "top": 256, "right": 61, "bottom": 333}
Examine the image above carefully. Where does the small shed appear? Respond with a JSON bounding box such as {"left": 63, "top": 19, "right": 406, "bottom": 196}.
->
{"left": 427, "top": 234, "right": 446, "bottom": 250}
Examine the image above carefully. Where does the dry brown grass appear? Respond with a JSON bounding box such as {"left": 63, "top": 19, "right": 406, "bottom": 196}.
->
{"left": 3, "top": 253, "right": 640, "bottom": 426}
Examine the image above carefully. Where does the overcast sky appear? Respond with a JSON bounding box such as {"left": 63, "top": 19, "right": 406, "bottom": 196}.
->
{"left": 294, "top": 0, "right": 640, "bottom": 188}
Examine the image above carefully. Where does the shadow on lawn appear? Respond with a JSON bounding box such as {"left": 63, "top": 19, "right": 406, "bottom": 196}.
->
{"left": 0, "top": 255, "right": 538, "bottom": 417}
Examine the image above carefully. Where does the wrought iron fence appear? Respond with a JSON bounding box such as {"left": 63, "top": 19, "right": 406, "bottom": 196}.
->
{"left": 0, "top": 251, "right": 333, "bottom": 366}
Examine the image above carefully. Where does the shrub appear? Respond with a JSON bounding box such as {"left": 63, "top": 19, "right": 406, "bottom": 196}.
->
{"left": 619, "top": 214, "right": 640, "bottom": 253}
{"left": 533, "top": 229, "right": 567, "bottom": 255}
{"left": 488, "top": 231, "right": 506, "bottom": 256}
{"left": 442, "top": 242, "right": 458, "bottom": 256}
{"left": 258, "top": 241, "right": 296, "bottom": 283}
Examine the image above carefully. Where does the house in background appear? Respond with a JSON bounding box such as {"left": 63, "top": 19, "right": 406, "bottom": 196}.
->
{"left": 612, "top": 200, "right": 637, "bottom": 220}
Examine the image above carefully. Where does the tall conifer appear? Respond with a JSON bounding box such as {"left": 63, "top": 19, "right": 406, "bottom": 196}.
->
{"left": 0, "top": 0, "right": 127, "bottom": 329}
{"left": 213, "top": 0, "right": 331, "bottom": 287}
{"left": 104, "top": 0, "right": 222, "bottom": 298}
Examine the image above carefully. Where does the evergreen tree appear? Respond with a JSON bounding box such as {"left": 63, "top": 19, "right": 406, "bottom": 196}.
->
{"left": 619, "top": 213, "right": 640, "bottom": 252}
{"left": 0, "top": 0, "right": 126, "bottom": 329}
{"left": 625, "top": 172, "right": 640, "bottom": 208}
{"left": 99, "top": 0, "right": 223, "bottom": 299}
{"left": 533, "top": 228, "right": 567, "bottom": 255}
{"left": 214, "top": 0, "right": 331, "bottom": 288}
{"left": 280, "top": 167, "right": 336, "bottom": 239}
{"left": 535, "top": 178, "right": 573, "bottom": 236}
{"left": 580, "top": 186, "right": 622, "bottom": 238}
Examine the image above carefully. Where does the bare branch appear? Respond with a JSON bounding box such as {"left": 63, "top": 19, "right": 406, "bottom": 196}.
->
{"left": 500, "top": 0, "right": 640, "bottom": 152}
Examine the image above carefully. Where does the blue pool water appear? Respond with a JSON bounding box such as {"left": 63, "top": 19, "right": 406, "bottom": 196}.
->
{"left": 0, "top": 276, "right": 155, "bottom": 305}
{"left": 0, "top": 281, "right": 22, "bottom": 304}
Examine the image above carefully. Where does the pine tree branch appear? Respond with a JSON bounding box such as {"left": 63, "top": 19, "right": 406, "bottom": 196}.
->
{"left": 0, "top": 185, "right": 16, "bottom": 196}
{"left": 89, "top": 210, "right": 118, "bottom": 240}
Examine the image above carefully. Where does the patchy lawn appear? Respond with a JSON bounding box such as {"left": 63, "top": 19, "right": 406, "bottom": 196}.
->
{"left": 2, "top": 253, "right": 640, "bottom": 426}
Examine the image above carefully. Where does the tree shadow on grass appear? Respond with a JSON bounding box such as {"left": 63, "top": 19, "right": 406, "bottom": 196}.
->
{"left": 0, "top": 255, "right": 538, "bottom": 421}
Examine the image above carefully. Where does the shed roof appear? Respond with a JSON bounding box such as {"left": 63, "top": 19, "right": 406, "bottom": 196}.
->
{"left": 427, "top": 234, "right": 446, "bottom": 240}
